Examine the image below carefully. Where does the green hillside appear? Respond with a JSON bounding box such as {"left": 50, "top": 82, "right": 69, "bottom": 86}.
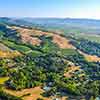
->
{"left": 0, "top": 20, "right": 100, "bottom": 100}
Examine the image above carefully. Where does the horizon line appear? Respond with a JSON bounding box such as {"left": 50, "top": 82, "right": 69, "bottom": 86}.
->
{"left": 0, "top": 16, "right": 100, "bottom": 20}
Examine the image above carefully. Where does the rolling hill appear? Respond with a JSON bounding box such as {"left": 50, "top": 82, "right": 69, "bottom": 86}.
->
{"left": 0, "top": 18, "right": 100, "bottom": 100}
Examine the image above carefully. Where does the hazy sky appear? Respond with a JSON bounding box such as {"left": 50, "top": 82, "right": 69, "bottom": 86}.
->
{"left": 0, "top": 0, "right": 100, "bottom": 19}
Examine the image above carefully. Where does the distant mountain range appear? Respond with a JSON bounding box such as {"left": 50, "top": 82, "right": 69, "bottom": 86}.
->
{"left": 1, "top": 17, "right": 100, "bottom": 34}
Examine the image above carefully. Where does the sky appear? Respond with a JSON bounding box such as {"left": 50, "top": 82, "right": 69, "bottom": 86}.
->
{"left": 0, "top": 0, "right": 100, "bottom": 19}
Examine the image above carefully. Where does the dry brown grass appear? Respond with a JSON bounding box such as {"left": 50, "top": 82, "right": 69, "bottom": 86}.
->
{"left": 21, "top": 34, "right": 41, "bottom": 46}
{"left": 10, "top": 26, "right": 100, "bottom": 63}
{"left": 64, "top": 66, "right": 80, "bottom": 78}
{"left": 78, "top": 50, "right": 100, "bottom": 62}
{"left": 4, "top": 86, "right": 68, "bottom": 100}
{"left": 85, "top": 55, "right": 100, "bottom": 62}
{"left": 11, "top": 26, "right": 53, "bottom": 36}
{"left": 0, "top": 50, "right": 21, "bottom": 58}
{"left": 11, "top": 27, "right": 42, "bottom": 46}
{"left": 10, "top": 26, "right": 75, "bottom": 49}
{"left": 4, "top": 87, "right": 52, "bottom": 100}
{"left": 52, "top": 34, "right": 75, "bottom": 49}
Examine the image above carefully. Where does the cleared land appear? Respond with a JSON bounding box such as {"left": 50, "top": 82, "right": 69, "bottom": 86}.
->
{"left": 10, "top": 26, "right": 42, "bottom": 45}
{"left": 4, "top": 87, "right": 51, "bottom": 100}
{"left": 0, "top": 43, "right": 21, "bottom": 58}
{"left": 10, "top": 26, "right": 100, "bottom": 62}
{"left": 78, "top": 50, "right": 100, "bottom": 62}
{"left": 4, "top": 87, "right": 68, "bottom": 100}
{"left": 52, "top": 34, "right": 75, "bottom": 49}
{"left": 10, "top": 26, "right": 75, "bottom": 49}
{"left": 0, "top": 50, "right": 21, "bottom": 58}
{"left": 64, "top": 66, "right": 81, "bottom": 78}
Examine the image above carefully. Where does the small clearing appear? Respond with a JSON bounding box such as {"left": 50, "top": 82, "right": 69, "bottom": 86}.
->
{"left": 64, "top": 66, "right": 81, "bottom": 78}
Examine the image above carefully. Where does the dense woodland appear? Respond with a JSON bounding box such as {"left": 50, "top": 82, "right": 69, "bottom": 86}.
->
{"left": 71, "top": 38, "right": 100, "bottom": 57}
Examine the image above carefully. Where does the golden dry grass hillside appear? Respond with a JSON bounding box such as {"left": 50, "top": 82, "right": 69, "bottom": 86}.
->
{"left": 10, "top": 26, "right": 75, "bottom": 49}
{"left": 0, "top": 50, "right": 21, "bottom": 58}
{"left": 10, "top": 26, "right": 100, "bottom": 62}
